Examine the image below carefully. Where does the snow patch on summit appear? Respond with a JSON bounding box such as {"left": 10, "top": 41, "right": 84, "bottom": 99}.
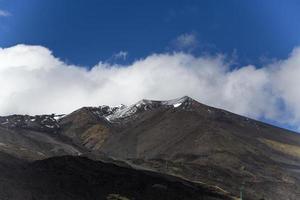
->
{"left": 173, "top": 103, "right": 182, "bottom": 108}
{"left": 102, "top": 96, "right": 194, "bottom": 122}
{"left": 163, "top": 96, "right": 191, "bottom": 107}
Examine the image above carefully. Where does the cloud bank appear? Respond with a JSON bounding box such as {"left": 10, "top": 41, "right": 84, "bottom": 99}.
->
{"left": 0, "top": 44, "right": 300, "bottom": 129}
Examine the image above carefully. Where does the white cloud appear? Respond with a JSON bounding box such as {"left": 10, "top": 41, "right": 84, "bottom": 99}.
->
{"left": 172, "top": 33, "right": 198, "bottom": 50}
{"left": 0, "top": 10, "right": 11, "bottom": 17}
{"left": 271, "top": 48, "right": 300, "bottom": 124}
{"left": 112, "top": 51, "right": 128, "bottom": 60}
{"left": 0, "top": 44, "right": 300, "bottom": 130}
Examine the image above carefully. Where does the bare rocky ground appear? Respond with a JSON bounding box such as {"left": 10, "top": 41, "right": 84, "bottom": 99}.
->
{"left": 0, "top": 153, "right": 236, "bottom": 200}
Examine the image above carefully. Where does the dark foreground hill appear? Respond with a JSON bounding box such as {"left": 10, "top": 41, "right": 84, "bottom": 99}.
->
{"left": 0, "top": 96, "right": 300, "bottom": 199}
{"left": 0, "top": 154, "right": 235, "bottom": 200}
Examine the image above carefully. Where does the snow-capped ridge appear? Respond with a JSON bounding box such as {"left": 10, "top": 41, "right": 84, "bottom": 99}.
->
{"left": 132, "top": 96, "right": 194, "bottom": 107}
{"left": 162, "top": 96, "right": 194, "bottom": 107}
{"left": 0, "top": 97, "right": 197, "bottom": 126}
{"left": 0, "top": 114, "right": 61, "bottom": 132}
{"left": 104, "top": 96, "right": 195, "bottom": 122}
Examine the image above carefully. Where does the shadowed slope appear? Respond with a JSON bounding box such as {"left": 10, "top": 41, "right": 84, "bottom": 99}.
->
{"left": 0, "top": 155, "right": 237, "bottom": 200}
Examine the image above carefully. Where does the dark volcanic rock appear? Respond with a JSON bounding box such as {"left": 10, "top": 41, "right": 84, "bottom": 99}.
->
{"left": 0, "top": 155, "right": 235, "bottom": 200}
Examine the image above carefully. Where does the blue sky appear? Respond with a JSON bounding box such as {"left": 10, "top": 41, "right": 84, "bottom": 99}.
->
{"left": 1, "top": 0, "right": 300, "bottom": 66}
{"left": 1, "top": 0, "right": 300, "bottom": 132}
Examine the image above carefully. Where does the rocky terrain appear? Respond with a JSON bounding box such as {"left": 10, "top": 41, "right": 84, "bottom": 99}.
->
{"left": 0, "top": 96, "right": 300, "bottom": 199}
{"left": 0, "top": 154, "right": 236, "bottom": 200}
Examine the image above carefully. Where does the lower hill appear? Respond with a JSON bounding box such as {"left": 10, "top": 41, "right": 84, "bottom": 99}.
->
{"left": 0, "top": 155, "right": 237, "bottom": 200}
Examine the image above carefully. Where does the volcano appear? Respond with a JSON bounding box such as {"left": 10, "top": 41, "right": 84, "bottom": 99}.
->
{"left": 0, "top": 96, "right": 299, "bottom": 199}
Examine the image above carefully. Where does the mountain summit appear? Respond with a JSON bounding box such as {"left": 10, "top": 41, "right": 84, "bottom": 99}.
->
{"left": 0, "top": 97, "right": 300, "bottom": 199}
{"left": 84, "top": 96, "right": 197, "bottom": 122}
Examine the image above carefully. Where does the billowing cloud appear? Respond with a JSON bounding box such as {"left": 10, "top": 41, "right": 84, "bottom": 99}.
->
{"left": 0, "top": 44, "right": 300, "bottom": 130}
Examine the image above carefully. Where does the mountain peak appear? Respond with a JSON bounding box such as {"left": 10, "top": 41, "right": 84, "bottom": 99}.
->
{"left": 137, "top": 96, "right": 195, "bottom": 106}
{"left": 102, "top": 96, "right": 197, "bottom": 122}
{"left": 163, "top": 96, "right": 194, "bottom": 106}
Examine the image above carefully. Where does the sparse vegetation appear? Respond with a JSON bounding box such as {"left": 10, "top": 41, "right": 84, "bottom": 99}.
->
{"left": 106, "top": 194, "right": 130, "bottom": 200}
{"left": 259, "top": 138, "right": 300, "bottom": 159}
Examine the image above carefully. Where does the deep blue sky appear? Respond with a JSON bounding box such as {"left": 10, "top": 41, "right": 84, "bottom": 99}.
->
{"left": 1, "top": 0, "right": 300, "bottom": 67}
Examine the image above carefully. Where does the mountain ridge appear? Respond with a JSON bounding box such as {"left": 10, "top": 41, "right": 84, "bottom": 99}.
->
{"left": 1, "top": 96, "right": 297, "bottom": 135}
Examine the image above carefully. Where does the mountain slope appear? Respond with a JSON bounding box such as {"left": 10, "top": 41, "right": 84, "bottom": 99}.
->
{"left": 0, "top": 96, "right": 300, "bottom": 199}
{"left": 0, "top": 155, "right": 237, "bottom": 200}
{"left": 59, "top": 96, "right": 300, "bottom": 200}
{"left": 0, "top": 114, "right": 82, "bottom": 160}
